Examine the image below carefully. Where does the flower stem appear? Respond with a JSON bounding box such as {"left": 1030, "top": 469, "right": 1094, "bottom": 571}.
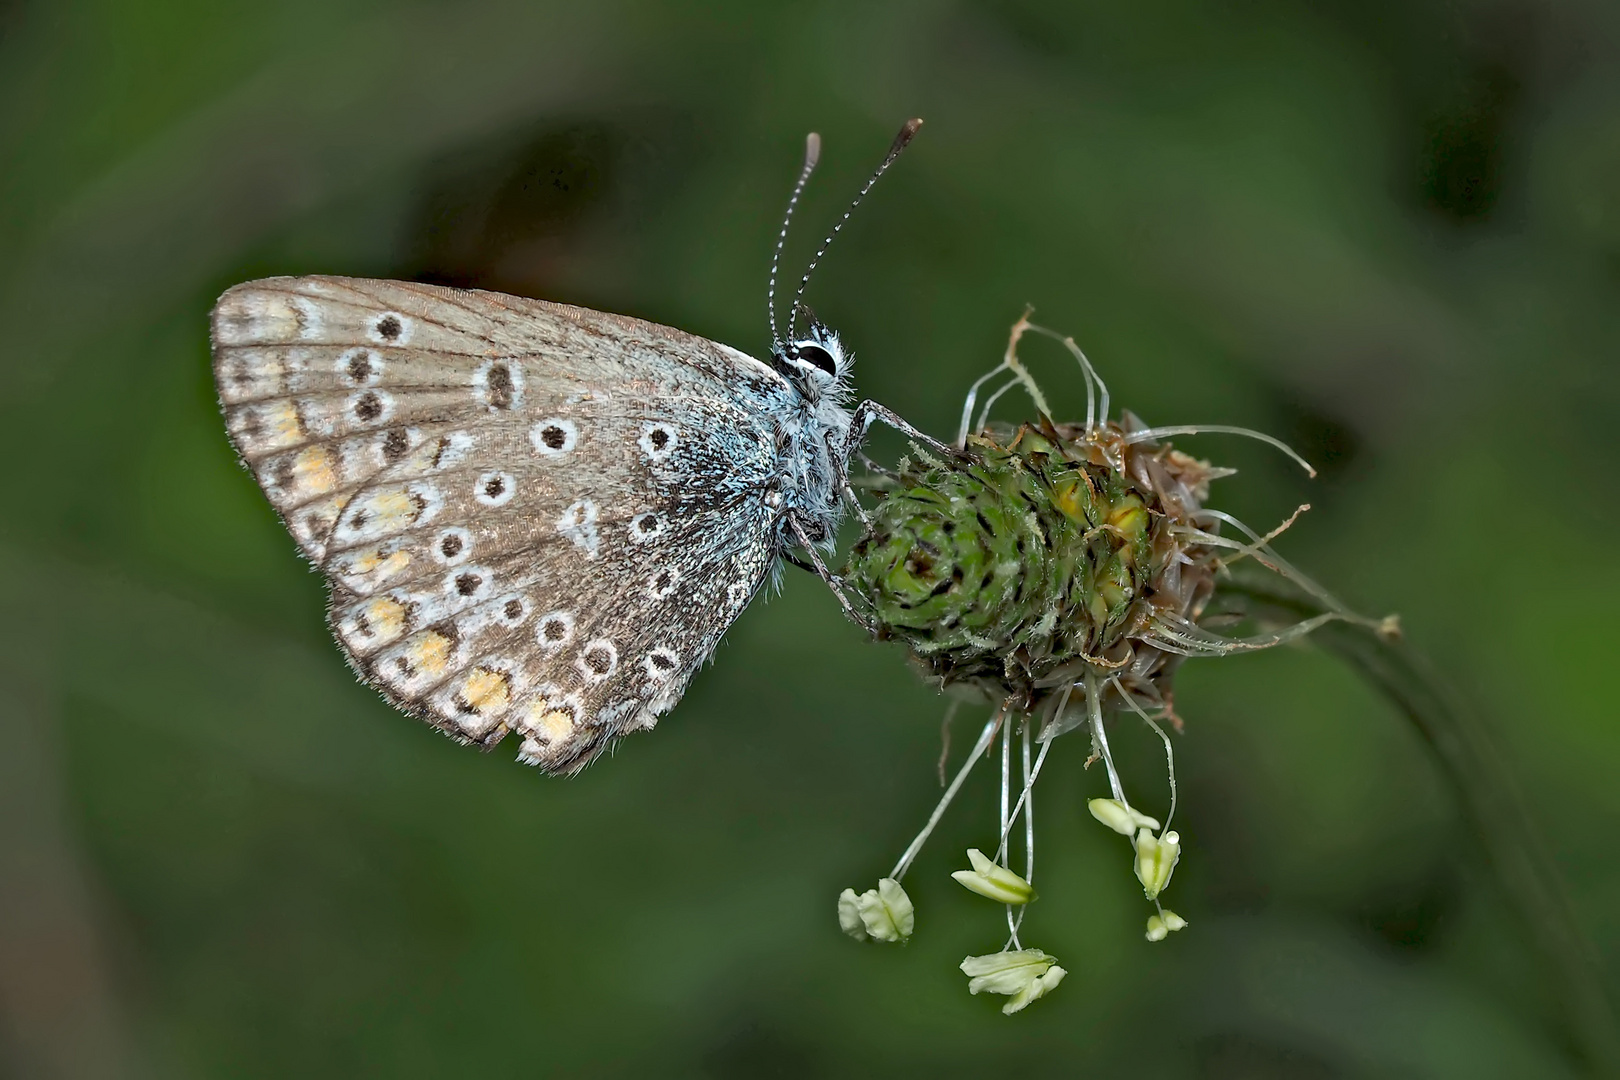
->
{"left": 1216, "top": 563, "right": 1620, "bottom": 1078}
{"left": 891, "top": 712, "right": 1000, "bottom": 881}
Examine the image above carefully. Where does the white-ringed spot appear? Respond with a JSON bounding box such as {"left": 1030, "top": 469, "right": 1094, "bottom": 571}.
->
{"left": 639, "top": 423, "right": 678, "bottom": 462}
{"left": 347, "top": 388, "right": 395, "bottom": 426}
{"left": 577, "top": 639, "right": 618, "bottom": 683}
{"left": 376, "top": 428, "right": 412, "bottom": 466}
{"left": 446, "top": 565, "right": 492, "bottom": 601}
{"left": 497, "top": 595, "right": 530, "bottom": 626}
{"left": 643, "top": 648, "right": 679, "bottom": 680}
{"left": 628, "top": 512, "right": 665, "bottom": 543}
{"left": 367, "top": 311, "right": 413, "bottom": 345}
{"left": 646, "top": 566, "right": 681, "bottom": 600}
{"left": 473, "top": 358, "right": 524, "bottom": 411}
{"left": 431, "top": 527, "right": 473, "bottom": 566}
{"left": 536, "top": 610, "right": 575, "bottom": 651}
{"left": 336, "top": 347, "right": 384, "bottom": 387}
{"left": 530, "top": 418, "right": 578, "bottom": 456}
{"left": 475, "top": 471, "right": 516, "bottom": 507}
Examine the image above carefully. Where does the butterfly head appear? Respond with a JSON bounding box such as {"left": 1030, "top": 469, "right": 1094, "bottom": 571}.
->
{"left": 773, "top": 310, "right": 849, "bottom": 402}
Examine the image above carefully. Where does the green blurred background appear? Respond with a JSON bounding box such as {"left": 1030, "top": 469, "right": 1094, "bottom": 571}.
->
{"left": 3, "top": 0, "right": 1618, "bottom": 1076}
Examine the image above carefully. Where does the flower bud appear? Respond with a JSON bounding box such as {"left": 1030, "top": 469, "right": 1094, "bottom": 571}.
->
{"left": 960, "top": 949, "right": 1067, "bottom": 1014}
{"left": 838, "top": 878, "right": 914, "bottom": 943}
{"left": 1134, "top": 828, "right": 1180, "bottom": 899}
{"left": 951, "top": 848, "right": 1034, "bottom": 904}
{"left": 1087, "top": 798, "right": 1161, "bottom": 836}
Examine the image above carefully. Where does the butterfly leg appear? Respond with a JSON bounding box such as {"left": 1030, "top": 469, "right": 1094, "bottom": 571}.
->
{"left": 840, "top": 481, "right": 873, "bottom": 528}
{"left": 839, "top": 401, "right": 964, "bottom": 524}
{"left": 846, "top": 399, "right": 968, "bottom": 463}
{"left": 786, "top": 512, "right": 875, "bottom": 634}
{"left": 782, "top": 551, "right": 819, "bottom": 575}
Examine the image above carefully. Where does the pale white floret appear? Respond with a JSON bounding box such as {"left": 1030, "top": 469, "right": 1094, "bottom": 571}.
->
{"left": 1087, "top": 798, "right": 1161, "bottom": 836}
{"left": 837, "top": 878, "right": 914, "bottom": 943}
{"left": 959, "top": 949, "right": 1066, "bottom": 1014}
{"left": 952, "top": 849, "right": 1033, "bottom": 905}
{"left": 1134, "top": 828, "right": 1180, "bottom": 899}
{"left": 1146, "top": 909, "right": 1187, "bottom": 942}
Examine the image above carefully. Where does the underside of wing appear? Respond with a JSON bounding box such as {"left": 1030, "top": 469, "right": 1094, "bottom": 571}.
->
{"left": 329, "top": 487, "right": 778, "bottom": 773}
{"left": 211, "top": 275, "right": 788, "bottom": 564}
{"left": 210, "top": 276, "right": 793, "bottom": 772}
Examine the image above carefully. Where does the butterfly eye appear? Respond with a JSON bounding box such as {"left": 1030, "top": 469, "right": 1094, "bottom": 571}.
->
{"left": 794, "top": 342, "right": 838, "bottom": 376}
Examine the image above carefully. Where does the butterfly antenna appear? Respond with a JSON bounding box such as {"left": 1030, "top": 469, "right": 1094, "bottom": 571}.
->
{"left": 790, "top": 117, "right": 923, "bottom": 338}
{"left": 769, "top": 132, "right": 822, "bottom": 351}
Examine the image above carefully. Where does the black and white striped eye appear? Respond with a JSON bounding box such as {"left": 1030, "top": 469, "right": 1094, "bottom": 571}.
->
{"left": 791, "top": 341, "right": 838, "bottom": 376}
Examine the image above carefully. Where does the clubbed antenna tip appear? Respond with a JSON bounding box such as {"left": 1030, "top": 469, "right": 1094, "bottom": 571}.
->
{"left": 768, "top": 131, "right": 825, "bottom": 349}
{"left": 790, "top": 117, "right": 926, "bottom": 337}
{"left": 889, "top": 118, "right": 924, "bottom": 158}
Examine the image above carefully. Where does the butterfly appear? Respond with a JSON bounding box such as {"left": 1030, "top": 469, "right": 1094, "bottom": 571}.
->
{"left": 210, "top": 120, "right": 949, "bottom": 774}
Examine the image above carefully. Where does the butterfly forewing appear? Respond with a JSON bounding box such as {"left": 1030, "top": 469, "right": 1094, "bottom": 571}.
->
{"left": 212, "top": 275, "right": 791, "bottom": 772}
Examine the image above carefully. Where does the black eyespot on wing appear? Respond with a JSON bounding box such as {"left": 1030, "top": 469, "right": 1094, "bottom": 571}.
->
{"left": 375, "top": 315, "right": 403, "bottom": 341}
{"left": 487, "top": 364, "right": 514, "bottom": 409}
{"left": 794, "top": 343, "right": 837, "bottom": 375}
{"left": 382, "top": 429, "right": 409, "bottom": 463}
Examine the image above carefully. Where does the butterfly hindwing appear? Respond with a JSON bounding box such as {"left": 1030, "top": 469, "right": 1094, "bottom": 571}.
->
{"left": 212, "top": 275, "right": 792, "bottom": 772}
